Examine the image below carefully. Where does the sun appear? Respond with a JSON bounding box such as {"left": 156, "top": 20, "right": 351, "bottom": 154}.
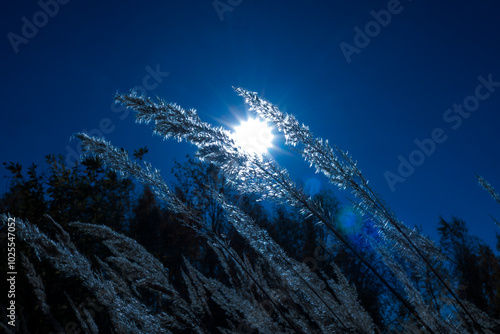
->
{"left": 231, "top": 117, "right": 274, "bottom": 155}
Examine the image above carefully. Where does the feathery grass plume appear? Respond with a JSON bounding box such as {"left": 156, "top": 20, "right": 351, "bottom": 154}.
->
{"left": 74, "top": 89, "right": 499, "bottom": 332}
{"left": 108, "top": 92, "right": 446, "bottom": 332}
{"left": 76, "top": 132, "right": 346, "bottom": 332}
{"left": 234, "top": 87, "right": 438, "bottom": 256}
{"left": 112, "top": 91, "right": 444, "bottom": 332}
{"left": 65, "top": 292, "right": 99, "bottom": 334}
{"left": 19, "top": 252, "right": 65, "bottom": 333}
{"left": 477, "top": 175, "right": 500, "bottom": 229}
{"left": 374, "top": 244, "right": 455, "bottom": 333}
{"left": 212, "top": 189, "right": 374, "bottom": 333}
{"left": 183, "top": 259, "right": 294, "bottom": 334}
{"left": 459, "top": 301, "right": 500, "bottom": 333}
{"left": 323, "top": 264, "right": 380, "bottom": 332}
{"left": 477, "top": 175, "right": 500, "bottom": 207}
{"left": 79, "top": 96, "right": 376, "bottom": 331}
{"left": 0, "top": 214, "right": 174, "bottom": 333}
{"left": 68, "top": 221, "right": 202, "bottom": 331}
{"left": 180, "top": 257, "right": 212, "bottom": 318}
{"left": 489, "top": 214, "right": 500, "bottom": 229}
{"left": 74, "top": 133, "right": 189, "bottom": 218}
{"left": 75, "top": 133, "right": 313, "bottom": 332}
{"left": 205, "top": 236, "right": 334, "bottom": 333}
{"left": 19, "top": 252, "right": 50, "bottom": 314}
{"left": 235, "top": 87, "right": 488, "bottom": 332}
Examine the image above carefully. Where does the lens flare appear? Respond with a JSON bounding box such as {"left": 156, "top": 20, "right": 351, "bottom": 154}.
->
{"left": 335, "top": 206, "right": 363, "bottom": 236}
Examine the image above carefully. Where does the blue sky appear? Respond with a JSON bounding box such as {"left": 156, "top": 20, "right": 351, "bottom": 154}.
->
{"left": 1, "top": 0, "right": 500, "bottom": 249}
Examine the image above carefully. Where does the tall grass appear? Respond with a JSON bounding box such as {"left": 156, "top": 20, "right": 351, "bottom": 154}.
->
{"left": 2, "top": 88, "right": 499, "bottom": 333}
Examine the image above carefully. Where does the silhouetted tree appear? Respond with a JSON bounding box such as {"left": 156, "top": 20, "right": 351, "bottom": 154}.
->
{"left": 1, "top": 162, "right": 47, "bottom": 225}
{"left": 1, "top": 154, "right": 134, "bottom": 231}
{"left": 130, "top": 186, "right": 164, "bottom": 254}
{"left": 438, "top": 216, "right": 500, "bottom": 317}
{"left": 46, "top": 154, "right": 134, "bottom": 231}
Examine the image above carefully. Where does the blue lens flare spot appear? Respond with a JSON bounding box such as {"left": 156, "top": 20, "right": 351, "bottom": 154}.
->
{"left": 335, "top": 206, "right": 363, "bottom": 236}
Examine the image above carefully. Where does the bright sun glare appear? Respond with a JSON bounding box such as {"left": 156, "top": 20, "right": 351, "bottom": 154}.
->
{"left": 232, "top": 118, "right": 274, "bottom": 155}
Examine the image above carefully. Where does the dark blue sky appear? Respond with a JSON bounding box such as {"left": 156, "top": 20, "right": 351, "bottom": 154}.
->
{"left": 1, "top": 0, "right": 500, "bottom": 249}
